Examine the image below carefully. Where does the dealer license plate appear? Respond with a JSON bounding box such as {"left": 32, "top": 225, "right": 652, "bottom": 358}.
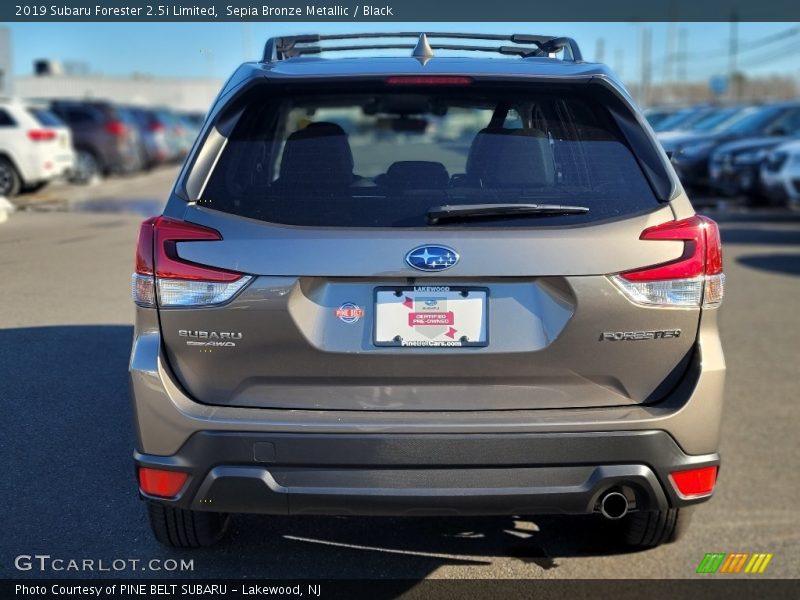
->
{"left": 374, "top": 286, "right": 488, "bottom": 347}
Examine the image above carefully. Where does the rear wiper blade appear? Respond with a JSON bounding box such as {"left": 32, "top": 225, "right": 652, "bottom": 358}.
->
{"left": 426, "top": 203, "right": 589, "bottom": 224}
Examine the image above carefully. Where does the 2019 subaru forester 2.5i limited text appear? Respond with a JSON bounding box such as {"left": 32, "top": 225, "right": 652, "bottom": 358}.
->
{"left": 129, "top": 33, "right": 725, "bottom": 548}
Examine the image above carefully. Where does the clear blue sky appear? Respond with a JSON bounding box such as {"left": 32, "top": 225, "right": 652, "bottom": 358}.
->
{"left": 5, "top": 22, "right": 800, "bottom": 84}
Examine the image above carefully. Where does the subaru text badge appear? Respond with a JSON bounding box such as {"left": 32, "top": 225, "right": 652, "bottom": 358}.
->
{"left": 405, "top": 245, "right": 459, "bottom": 272}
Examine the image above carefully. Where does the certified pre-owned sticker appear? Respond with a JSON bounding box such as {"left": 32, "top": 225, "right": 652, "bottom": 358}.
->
{"left": 336, "top": 303, "right": 364, "bottom": 324}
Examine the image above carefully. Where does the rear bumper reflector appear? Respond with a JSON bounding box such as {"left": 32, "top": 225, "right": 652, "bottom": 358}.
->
{"left": 138, "top": 467, "right": 189, "bottom": 499}
{"left": 669, "top": 465, "right": 718, "bottom": 499}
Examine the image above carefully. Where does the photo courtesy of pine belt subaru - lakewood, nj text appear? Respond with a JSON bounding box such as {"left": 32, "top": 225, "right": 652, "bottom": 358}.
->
{"left": 129, "top": 32, "right": 726, "bottom": 548}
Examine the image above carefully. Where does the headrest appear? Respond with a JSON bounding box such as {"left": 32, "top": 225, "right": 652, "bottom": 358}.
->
{"left": 278, "top": 121, "right": 354, "bottom": 187}
{"left": 466, "top": 127, "right": 555, "bottom": 187}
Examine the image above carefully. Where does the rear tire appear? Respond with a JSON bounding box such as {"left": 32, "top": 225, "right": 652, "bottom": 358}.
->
{"left": 70, "top": 149, "right": 101, "bottom": 184}
{"left": 146, "top": 501, "right": 230, "bottom": 548}
{"left": 619, "top": 508, "right": 693, "bottom": 548}
{"left": 0, "top": 157, "right": 21, "bottom": 198}
{"left": 22, "top": 181, "right": 49, "bottom": 194}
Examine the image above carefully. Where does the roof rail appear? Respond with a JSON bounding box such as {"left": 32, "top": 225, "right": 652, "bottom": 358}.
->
{"left": 261, "top": 32, "right": 583, "bottom": 63}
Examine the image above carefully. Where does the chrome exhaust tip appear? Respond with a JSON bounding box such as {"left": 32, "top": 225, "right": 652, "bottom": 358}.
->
{"left": 600, "top": 491, "right": 630, "bottom": 520}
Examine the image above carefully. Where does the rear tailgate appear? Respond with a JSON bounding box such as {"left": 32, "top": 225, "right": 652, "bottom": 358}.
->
{"left": 156, "top": 203, "right": 698, "bottom": 411}
{"left": 151, "top": 78, "right": 698, "bottom": 411}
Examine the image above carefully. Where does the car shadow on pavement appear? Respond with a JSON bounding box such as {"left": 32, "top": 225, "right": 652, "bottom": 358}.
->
{"left": 719, "top": 225, "right": 800, "bottom": 246}
{"left": 705, "top": 209, "right": 800, "bottom": 224}
{"left": 736, "top": 253, "right": 800, "bottom": 276}
{"left": 67, "top": 198, "right": 164, "bottom": 218}
{"left": 212, "top": 513, "right": 638, "bottom": 577}
{"left": 0, "top": 325, "right": 639, "bottom": 580}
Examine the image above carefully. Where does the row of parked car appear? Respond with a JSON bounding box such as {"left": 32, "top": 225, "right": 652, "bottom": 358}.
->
{"left": 3, "top": 94, "right": 800, "bottom": 206}
{"left": 645, "top": 101, "right": 800, "bottom": 206}
{"left": 0, "top": 98, "right": 203, "bottom": 198}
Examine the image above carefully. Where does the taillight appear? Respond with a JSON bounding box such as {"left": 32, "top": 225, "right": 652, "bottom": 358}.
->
{"left": 148, "top": 121, "right": 165, "bottom": 132}
{"left": 611, "top": 215, "right": 725, "bottom": 308}
{"left": 27, "top": 129, "right": 57, "bottom": 141}
{"left": 105, "top": 120, "right": 127, "bottom": 136}
{"left": 385, "top": 76, "right": 473, "bottom": 85}
{"left": 132, "top": 216, "right": 251, "bottom": 308}
{"left": 138, "top": 467, "right": 189, "bottom": 499}
{"left": 669, "top": 466, "right": 718, "bottom": 499}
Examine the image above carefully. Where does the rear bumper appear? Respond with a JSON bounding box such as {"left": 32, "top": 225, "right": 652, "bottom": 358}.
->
{"left": 130, "top": 301, "right": 725, "bottom": 517}
{"left": 15, "top": 150, "right": 72, "bottom": 184}
{"left": 94, "top": 140, "right": 136, "bottom": 173}
{"left": 760, "top": 167, "right": 800, "bottom": 202}
{"left": 135, "top": 430, "right": 719, "bottom": 516}
{"left": 129, "top": 321, "right": 725, "bottom": 458}
{"left": 53, "top": 152, "right": 76, "bottom": 176}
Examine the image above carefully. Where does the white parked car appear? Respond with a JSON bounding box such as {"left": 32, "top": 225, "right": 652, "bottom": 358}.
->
{"left": 0, "top": 99, "right": 76, "bottom": 197}
{"left": 760, "top": 139, "right": 800, "bottom": 206}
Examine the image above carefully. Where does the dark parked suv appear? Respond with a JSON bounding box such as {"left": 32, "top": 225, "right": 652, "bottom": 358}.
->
{"left": 130, "top": 32, "right": 726, "bottom": 549}
{"left": 49, "top": 100, "right": 142, "bottom": 181}
{"left": 127, "top": 106, "right": 170, "bottom": 170}
{"left": 667, "top": 102, "right": 800, "bottom": 190}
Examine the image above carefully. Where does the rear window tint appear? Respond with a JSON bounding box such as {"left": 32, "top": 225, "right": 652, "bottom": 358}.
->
{"left": 199, "top": 86, "right": 660, "bottom": 227}
{"left": 116, "top": 108, "right": 139, "bottom": 127}
{"left": 27, "top": 108, "right": 63, "bottom": 127}
{"left": 131, "top": 109, "right": 156, "bottom": 127}
{"left": 157, "top": 110, "right": 178, "bottom": 125}
{"left": 53, "top": 105, "right": 102, "bottom": 125}
{"left": 0, "top": 109, "right": 15, "bottom": 126}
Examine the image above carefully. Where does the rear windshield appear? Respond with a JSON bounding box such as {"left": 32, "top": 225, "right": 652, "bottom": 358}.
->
{"left": 691, "top": 107, "right": 743, "bottom": 132}
{"left": 724, "top": 106, "right": 784, "bottom": 135}
{"left": 51, "top": 104, "right": 104, "bottom": 125}
{"left": 27, "top": 108, "right": 64, "bottom": 127}
{"left": 200, "top": 86, "right": 660, "bottom": 227}
{"left": 653, "top": 108, "right": 703, "bottom": 132}
{"left": 116, "top": 108, "right": 140, "bottom": 128}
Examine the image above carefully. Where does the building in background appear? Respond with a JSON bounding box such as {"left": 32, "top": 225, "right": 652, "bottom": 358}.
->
{"left": 1, "top": 28, "right": 220, "bottom": 111}
{"left": 3, "top": 26, "right": 799, "bottom": 110}
{"left": 15, "top": 64, "right": 222, "bottom": 112}
{"left": 0, "top": 27, "right": 12, "bottom": 96}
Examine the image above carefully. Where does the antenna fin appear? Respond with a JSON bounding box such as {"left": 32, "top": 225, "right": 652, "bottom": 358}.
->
{"left": 412, "top": 33, "right": 434, "bottom": 63}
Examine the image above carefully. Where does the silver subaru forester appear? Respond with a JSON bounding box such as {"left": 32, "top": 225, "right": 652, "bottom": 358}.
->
{"left": 129, "top": 32, "right": 725, "bottom": 548}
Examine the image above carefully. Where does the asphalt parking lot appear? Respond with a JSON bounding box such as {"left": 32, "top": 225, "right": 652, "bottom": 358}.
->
{"left": 1, "top": 169, "right": 798, "bottom": 579}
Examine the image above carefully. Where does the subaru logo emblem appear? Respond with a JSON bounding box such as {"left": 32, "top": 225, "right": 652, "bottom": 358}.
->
{"left": 405, "top": 245, "right": 459, "bottom": 272}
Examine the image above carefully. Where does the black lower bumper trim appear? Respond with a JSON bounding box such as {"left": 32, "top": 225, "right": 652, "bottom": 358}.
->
{"left": 134, "top": 431, "right": 719, "bottom": 516}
